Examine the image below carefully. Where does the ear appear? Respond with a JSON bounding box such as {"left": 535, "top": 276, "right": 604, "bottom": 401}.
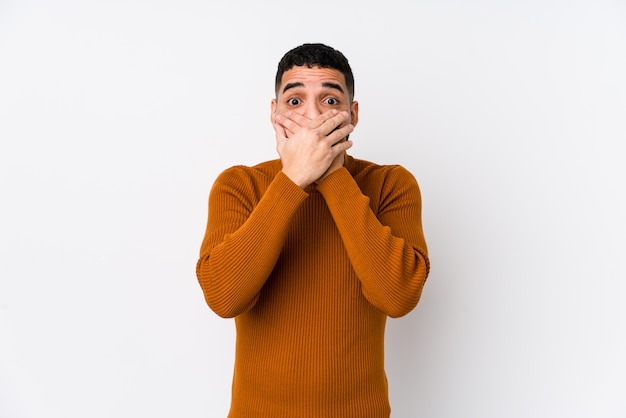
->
{"left": 270, "top": 99, "right": 277, "bottom": 125}
{"left": 350, "top": 100, "right": 359, "bottom": 128}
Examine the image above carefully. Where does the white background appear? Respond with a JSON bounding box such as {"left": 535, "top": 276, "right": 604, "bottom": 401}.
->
{"left": 1, "top": 1, "right": 625, "bottom": 417}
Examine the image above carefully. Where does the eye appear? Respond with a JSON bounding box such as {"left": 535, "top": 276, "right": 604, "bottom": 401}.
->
{"left": 325, "top": 97, "right": 338, "bottom": 105}
{"left": 288, "top": 98, "right": 300, "bottom": 106}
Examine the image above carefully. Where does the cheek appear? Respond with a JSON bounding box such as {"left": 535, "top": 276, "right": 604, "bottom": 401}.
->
{"left": 274, "top": 103, "right": 292, "bottom": 116}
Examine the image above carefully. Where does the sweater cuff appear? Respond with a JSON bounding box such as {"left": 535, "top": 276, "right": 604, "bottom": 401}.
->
{"left": 316, "top": 167, "right": 355, "bottom": 196}
{"left": 270, "top": 170, "right": 310, "bottom": 202}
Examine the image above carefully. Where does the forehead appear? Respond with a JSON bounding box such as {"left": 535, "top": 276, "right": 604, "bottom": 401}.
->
{"left": 278, "top": 66, "right": 347, "bottom": 93}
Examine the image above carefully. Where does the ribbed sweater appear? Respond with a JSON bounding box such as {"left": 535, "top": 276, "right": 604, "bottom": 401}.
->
{"left": 196, "top": 154, "right": 430, "bottom": 418}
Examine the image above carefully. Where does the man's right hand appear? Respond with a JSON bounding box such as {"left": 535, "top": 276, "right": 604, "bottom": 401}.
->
{"left": 274, "top": 110, "right": 354, "bottom": 189}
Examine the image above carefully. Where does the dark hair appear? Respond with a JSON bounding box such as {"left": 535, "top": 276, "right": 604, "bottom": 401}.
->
{"left": 275, "top": 43, "right": 355, "bottom": 101}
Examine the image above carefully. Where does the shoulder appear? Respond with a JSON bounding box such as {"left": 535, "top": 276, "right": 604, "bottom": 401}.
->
{"left": 346, "top": 155, "right": 418, "bottom": 187}
{"left": 344, "top": 156, "right": 423, "bottom": 217}
{"left": 344, "top": 155, "right": 422, "bottom": 213}
{"left": 209, "top": 160, "right": 282, "bottom": 205}
{"left": 215, "top": 159, "right": 281, "bottom": 185}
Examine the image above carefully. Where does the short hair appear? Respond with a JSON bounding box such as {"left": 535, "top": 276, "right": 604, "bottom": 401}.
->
{"left": 275, "top": 43, "right": 355, "bottom": 101}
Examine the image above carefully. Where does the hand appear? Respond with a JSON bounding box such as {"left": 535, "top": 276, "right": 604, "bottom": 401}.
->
{"left": 274, "top": 110, "right": 354, "bottom": 188}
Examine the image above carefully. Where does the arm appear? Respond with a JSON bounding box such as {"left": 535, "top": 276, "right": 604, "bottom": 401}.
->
{"left": 198, "top": 109, "right": 350, "bottom": 318}
{"left": 316, "top": 165, "right": 430, "bottom": 318}
{"left": 196, "top": 168, "right": 308, "bottom": 318}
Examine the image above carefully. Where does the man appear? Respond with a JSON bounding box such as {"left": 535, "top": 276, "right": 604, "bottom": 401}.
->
{"left": 196, "top": 43, "right": 430, "bottom": 417}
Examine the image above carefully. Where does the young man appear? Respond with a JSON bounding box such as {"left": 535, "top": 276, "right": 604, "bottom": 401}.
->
{"left": 196, "top": 43, "right": 430, "bottom": 417}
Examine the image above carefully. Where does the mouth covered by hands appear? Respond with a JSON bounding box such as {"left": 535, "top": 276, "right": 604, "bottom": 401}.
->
{"left": 274, "top": 110, "right": 354, "bottom": 188}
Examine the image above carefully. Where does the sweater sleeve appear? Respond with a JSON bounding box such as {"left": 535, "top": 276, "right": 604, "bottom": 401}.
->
{"left": 316, "top": 165, "right": 430, "bottom": 318}
{"left": 196, "top": 168, "right": 308, "bottom": 318}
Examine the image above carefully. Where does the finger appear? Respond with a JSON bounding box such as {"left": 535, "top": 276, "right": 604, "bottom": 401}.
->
{"left": 316, "top": 110, "right": 350, "bottom": 135}
{"left": 325, "top": 123, "right": 355, "bottom": 145}
{"left": 275, "top": 113, "right": 303, "bottom": 136}
{"left": 287, "top": 112, "right": 311, "bottom": 127}
{"left": 331, "top": 138, "right": 353, "bottom": 153}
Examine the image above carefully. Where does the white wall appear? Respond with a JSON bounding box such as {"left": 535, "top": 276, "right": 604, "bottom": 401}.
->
{"left": 1, "top": 1, "right": 625, "bottom": 417}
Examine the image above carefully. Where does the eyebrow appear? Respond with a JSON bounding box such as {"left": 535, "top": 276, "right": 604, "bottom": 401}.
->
{"left": 282, "top": 82, "right": 345, "bottom": 95}
{"left": 282, "top": 82, "right": 304, "bottom": 93}
{"left": 322, "top": 82, "right": 345, "bottom": 94}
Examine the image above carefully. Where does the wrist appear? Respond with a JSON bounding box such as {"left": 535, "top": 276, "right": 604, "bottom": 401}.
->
{"left": 281, "top": 169, "right": 311, "bottom": 189}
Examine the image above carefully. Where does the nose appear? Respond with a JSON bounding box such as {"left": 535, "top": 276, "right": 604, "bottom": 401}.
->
{"left": 302, "top": 102, "right": 322, "bottom": 119}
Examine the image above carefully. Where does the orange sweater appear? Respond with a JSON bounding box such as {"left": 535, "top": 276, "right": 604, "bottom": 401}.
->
{"left": 196, "top": 154, "right": 429, "bottom": 417}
